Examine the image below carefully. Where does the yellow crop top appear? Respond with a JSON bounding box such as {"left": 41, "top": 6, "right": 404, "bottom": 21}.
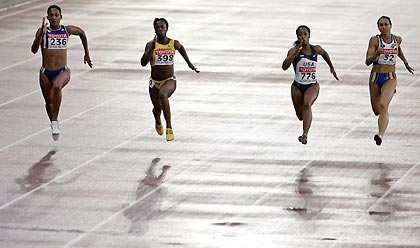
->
{"left": 150, "top": 39, "right": 176, "bottom": 66}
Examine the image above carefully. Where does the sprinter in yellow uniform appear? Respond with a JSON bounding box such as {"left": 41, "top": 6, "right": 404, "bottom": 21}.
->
{"left": 141, "top": 18, "right": 199, "bottom": 141}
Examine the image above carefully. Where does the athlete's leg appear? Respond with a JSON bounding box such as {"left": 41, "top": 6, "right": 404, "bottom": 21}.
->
{"left": 291, "top": 84, "right": 304, "bottom": 121}
{"left": 50, "top": 69, "right": 71, "bottom": 121}
{"left": 149, "top": 86, "right": 162, "bottom": 124}
{"left": 369, "top": 80, "right": 381, "bottom": 116}
{"left": 149, "top": 85, "right": 164, "bottom": 135}
{"left": 39, "top": 72, "right": 53, "bottom": 121}
{"left": 377, "top": 78, "right": 397, "bottom": 137}
{"left": 158, "top": 79, "right": 176, "bottom": 129}
{"left": 302, "top": 83, "right": 319, "bottom": 137}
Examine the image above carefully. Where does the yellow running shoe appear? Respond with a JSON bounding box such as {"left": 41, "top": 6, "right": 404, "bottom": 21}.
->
{"left": 166, "top": 128, "right": 174, "bottom": 141}
{"left": 155, "top": 124, "right": 163, "bottom": 135}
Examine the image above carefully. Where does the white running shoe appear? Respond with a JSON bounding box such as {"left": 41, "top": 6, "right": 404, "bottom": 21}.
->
{"left": 51, "top": 121, "right": 60, "bottom": 141}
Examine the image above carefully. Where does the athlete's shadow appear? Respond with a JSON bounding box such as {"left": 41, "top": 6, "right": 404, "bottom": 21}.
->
{"left": 286, "top": 168, "right": 324, "bottom": 220}
{"left": 368, "top": 163, "right": 394, "bottom": 222}
{"left": 123, "top": 158, "right": 171, "bottom": 235}
{"left": 15, "top": 150, "right": 59, "bottom": 192}
{"left": 15, "top": 150, "right": 79, "bottom": 192}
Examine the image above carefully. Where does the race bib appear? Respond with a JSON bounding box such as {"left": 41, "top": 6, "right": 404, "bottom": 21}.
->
{"left": 47, "top": 33, "right": 68, "bottom": 49}
{"left": 378, "top": 48, "right": 398, "bottom": 65}
{"left": 154, "top": 49, "right": 175, "bottom": 65}
{"left": 296, "top": 61, "right": 317, "bottom": 84}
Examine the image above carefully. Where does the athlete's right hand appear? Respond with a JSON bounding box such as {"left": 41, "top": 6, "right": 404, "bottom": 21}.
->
{"left": 41, "top": 17, "right": 47, "bottom": 33}
{"left": 375, "top": 46, "right": 383, "bottom": 56}
{"left": 296, "top": 40, "right": 303, "bottom": 49}
{"left": 145, "top": 35, "right": 156, "bottom": 53}
{"left": 294, "top": 41, "right": 303, "bottom": 54}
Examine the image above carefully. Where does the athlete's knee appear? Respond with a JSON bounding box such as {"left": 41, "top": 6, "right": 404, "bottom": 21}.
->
{"left": 158, "top": 91, "right": 168, "bottom": 99}
{"left": 295, "top": 108, "right": 303, "bottom": 120}
{"left": 302, "top": 101, "right": 312, "bottom": 109}
{"left": 52, "top": 83, "right": 62, "bottom": 92}
{"left": 45, "top": 103, "right": 53, "bottom": 111}
{"left": 152, "top": 106, "right": 161, "bottom": 113}
{"left": 371, "top": 104, "right": 380, "bottom": 115}
{"left": 377, "top": 101, "right": 388, "bottom": 114}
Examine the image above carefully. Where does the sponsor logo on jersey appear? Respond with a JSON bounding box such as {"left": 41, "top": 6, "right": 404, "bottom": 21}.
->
{"left": 382, "top": 48, "right": 398, "bottom": 54}
{"left": 299, "top": 67, "right": 316, "bottom": 72}
{"left": 155, "top": 49, "right": 175, "bottom": 55}
{"left": 47, "top": 33, "right": 68, "bottom": 38}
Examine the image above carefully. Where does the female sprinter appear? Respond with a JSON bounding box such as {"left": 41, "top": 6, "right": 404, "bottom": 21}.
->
{"left": 31, "top": 5, "right": 93, "bottom": 141}
{"left": 282, "top": 25, "right": 339, "bottom": 145}
{"left": 365, "top": 16, "right": 414, "bottom": 146}
{"left": 141, "top": 18, "right": 199, "bottom": 142}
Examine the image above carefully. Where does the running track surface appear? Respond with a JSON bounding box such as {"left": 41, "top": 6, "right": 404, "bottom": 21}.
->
{"left": 1, "top": 0, "right": 420, "bottom": 247}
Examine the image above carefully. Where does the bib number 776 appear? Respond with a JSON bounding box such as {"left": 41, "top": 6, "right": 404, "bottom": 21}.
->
{"left": 301, "top": 72, "right": 316, "bottom": 81}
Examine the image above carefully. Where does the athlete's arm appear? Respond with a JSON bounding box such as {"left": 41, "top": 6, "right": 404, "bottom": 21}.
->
{"left": 282, "top": 44, "right": 301, "bottom": 70}
{"left": 174, "top": 40, "right": 199, "bottom": 73}
{"left": 365, "top": 36, "right": 382, "bottom": 66}
{"left": 66, "top": 25, "right": 93, "bottom": 68}
{"left": 396, "top": 36, "right": 414, "bottom": 74}
{"left": 316, "top": 45, "right": 339, "bottom": 81}
{"left": 141, "top": 40, "right": 155, "bottom": 67}
{"left": 31, "top": 17, "right": 47, "bottom": 54}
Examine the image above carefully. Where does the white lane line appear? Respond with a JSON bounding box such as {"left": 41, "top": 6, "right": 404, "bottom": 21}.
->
{"left": 60, "top": 155, "right": 199, "bottom": 248}
{"left": 368, "top": 160, "right": 420, "bottom": 211}
{"left": 0, "top": 2, "right": 144, "bottom": 109}
{"left": 327, "top": 162, "right": 420, "bottom": 248}
{"left": 0, "top": 1, "right": 122, "bottom": 43}
{"left": 0, "top": 56, "right": 38, "bottom": 72}
{"left": 0, "top": 28, "right": 149, "bottom": 149}
{"left": 0, "top": 0, "right": 63, "bottom": 19}
{"left": 0, "top": 63, "right": 99, "bottom": 108}
{"left": 61, "top": 14, "right": 239, "bottom": 247}
{"left": 0, "top": 90, "right": 39, "bottom": 108}
{"left": 0, "top": 124, "right": 143, "bottom": 211}
{"left": 194, "top": 10, "right": 420, "bottom": 248}
{"left": 0, "top": 88, "right": 130, "bottom": 152}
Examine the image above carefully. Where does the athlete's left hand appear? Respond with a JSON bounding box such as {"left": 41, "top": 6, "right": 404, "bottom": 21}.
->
{"left": 404, "top": 63, "right": 414, "bottom": 74}
{"left": 189, "top": 63, "right": 199, "bottom": 73}
{"left": 331, "top": 68, "right": 339, "bottom": 80}
{"left": 84, "top": 54, "right": 93, "bottom": 68}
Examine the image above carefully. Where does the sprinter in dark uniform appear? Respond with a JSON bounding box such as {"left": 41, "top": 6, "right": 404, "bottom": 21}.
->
{"left": 282, "top": 25, "right": 339, "bottom": 145}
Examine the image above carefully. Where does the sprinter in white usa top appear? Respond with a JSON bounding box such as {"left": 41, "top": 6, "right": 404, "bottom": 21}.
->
{"left": 282, "top": 25, "right": 338, "bottom": 145}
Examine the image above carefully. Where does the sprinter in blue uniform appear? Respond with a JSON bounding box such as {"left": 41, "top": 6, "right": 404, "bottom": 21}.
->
{"left": 31, "top": 5, "right": 92, "bottom": 141}
{"left": 365, "top": 16, "right": 414, "bottom": 146}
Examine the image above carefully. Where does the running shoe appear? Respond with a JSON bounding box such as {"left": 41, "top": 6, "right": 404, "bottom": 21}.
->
{"left": 166, "top": 128, "right": 174, "bottom": 141}
{"left": 51, "top": 121, "right": 60, "bottom": 141}
{"left": 298, "top": 134, "right": 307, "bottom": 145}
{"left": 155, "top": 124, "right": 163, "bottom": 136}
{"left": 374, "top": 134, "right": 382, "bottom": 146}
